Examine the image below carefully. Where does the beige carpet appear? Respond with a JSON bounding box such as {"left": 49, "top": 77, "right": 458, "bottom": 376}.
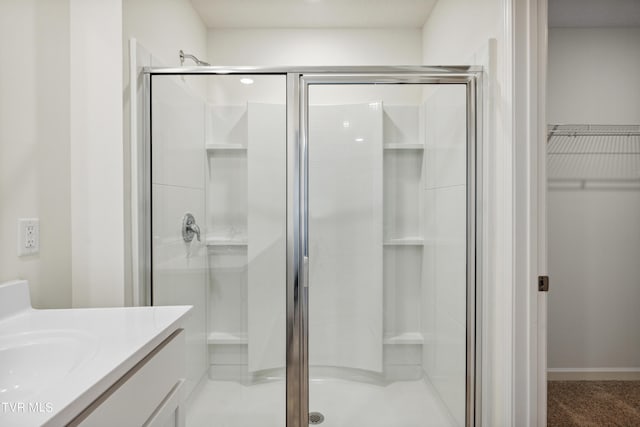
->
{"left": 548, "top": 381, "right": 640, "bottom": 426}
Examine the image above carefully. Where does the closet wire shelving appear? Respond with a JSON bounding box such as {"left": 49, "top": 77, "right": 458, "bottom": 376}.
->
{"left": 547, "top": 124, "right": 640, "bottom": 190}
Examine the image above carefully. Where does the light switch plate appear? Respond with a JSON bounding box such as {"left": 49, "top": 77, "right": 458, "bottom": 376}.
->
{"left": 18, "top": 218, "right": 39, "bottom": 256}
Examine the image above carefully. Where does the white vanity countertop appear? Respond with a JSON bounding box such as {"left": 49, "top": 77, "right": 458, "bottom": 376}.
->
{"left": 0, "top": 301, "right": 191, "bottom": 426}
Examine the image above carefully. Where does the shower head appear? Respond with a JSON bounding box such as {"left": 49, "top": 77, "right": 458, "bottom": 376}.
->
{"left": 179, "top": 50, "right": 210, "bottom": 67}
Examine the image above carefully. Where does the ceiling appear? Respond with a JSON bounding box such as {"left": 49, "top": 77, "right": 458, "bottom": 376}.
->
{"left": 190, "top": 0, "right": 438, "bottom": 29}
{"left": 549, "top": 0, "right": 640, "bottom": 27}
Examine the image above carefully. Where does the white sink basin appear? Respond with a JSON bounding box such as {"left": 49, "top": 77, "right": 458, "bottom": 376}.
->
{"left": 0, "top": 280, "right": 191, "bottom": 426}
{"left": 0, "top": 330, "right": 99, "bottom": 401}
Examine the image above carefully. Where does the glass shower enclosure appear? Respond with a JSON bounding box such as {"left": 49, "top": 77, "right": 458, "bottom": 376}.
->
{"left": 143, "top": 67, "right": 481, "bottom": 427}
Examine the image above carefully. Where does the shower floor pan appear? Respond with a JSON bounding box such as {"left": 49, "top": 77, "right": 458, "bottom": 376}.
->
{"left": 186, "top": 377, "right": 456, "bottom": 427}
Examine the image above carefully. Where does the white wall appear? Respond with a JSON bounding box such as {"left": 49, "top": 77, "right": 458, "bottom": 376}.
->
{"left": 205, "top": 29, "right": 424, "bottom": 124}
{"left": 548, "top": 190, "right": 640, "bottom": 371}
{"left": 70, "top": 0, "right": 125, "bottom": 307}
{"left": 123, "top": 0, "right": 207, "bottom": 69}
{"left": 547, "top": 28, "right": 640, "bottom": 124}
{"left": 422, "top": 0, "right": 502, "bottom": 65}
{"left": 0, "top": 0, "right": 72, "bottom": 308}
{"left": 208, "top": 28, "right": 422, "bottom": 66}
{"left": 422, "top": 1, "right": 512, "bottom": 425}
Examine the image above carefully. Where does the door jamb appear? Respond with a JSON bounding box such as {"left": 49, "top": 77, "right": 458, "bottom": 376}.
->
{"left": 512, "top": 0, "right": 548, "bottom": 425}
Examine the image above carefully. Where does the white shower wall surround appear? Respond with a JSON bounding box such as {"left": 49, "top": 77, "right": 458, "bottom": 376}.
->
{"left": 308, "top": 102, "right": 384, "bottom": 373}
{"left": 151, "top": 76, "right": 208, "bottom": 398}
{"left": 150, "top": 75, "right": 468, "bottom": 426}
{"left": 209, "top": 102, "right": 387, "bottom": 374}
{"left": 208, "top": 99, "right": 464, "bottom": 425}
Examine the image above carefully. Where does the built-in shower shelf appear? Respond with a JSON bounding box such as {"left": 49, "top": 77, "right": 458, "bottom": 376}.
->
{"left": 206, "top": 144, "right": 248, "bottom": 151}
{"left": 383, "top": 238, "right": 424, "bottom": 246}
{"left": 208, "top": 332, "right": 248, "bottom": 345}
{"left": 206, "top": 238, "right": 248, "bottom": 247}
{"left": 383, "top": 143, "right": 424, "bottom": 150}
{"left": 383, "top": 332, "right": 424, "bottom": 345}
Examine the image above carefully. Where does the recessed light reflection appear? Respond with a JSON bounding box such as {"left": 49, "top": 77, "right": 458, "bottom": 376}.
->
{"left": 355, "top": 137, "right": 364, "bottom": 142}
{"left": 343, "top": 121, "right": 350, "bottom": 128}
{"left": 240, "top": 78, "right": 254, "bottom": 85}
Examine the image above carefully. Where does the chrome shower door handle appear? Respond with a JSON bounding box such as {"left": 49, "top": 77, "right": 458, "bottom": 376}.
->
{"left": 182, "top": 213, "right": 201, "bottom": 242}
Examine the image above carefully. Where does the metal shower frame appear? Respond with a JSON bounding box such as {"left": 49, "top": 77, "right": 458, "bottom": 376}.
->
{"left": 141, "top": 65, "right": 483, "bottom": 427}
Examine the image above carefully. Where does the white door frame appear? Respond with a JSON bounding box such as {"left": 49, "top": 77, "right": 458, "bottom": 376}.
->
{"left": 511, "top": 0, "right": 548, "bottom": 425}
{"left": 535, "top": 0, "right": 548, "bottom": 424}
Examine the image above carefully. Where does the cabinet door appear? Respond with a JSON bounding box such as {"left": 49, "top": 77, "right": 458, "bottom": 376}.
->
{"left": 71, "top": 331, "right": 184, "bottom": 427}
{"left": 144, "top": 380, "right": 185, "bottom": 427}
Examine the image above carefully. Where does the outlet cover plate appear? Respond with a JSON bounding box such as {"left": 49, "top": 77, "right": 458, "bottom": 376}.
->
{"left": 18, "top": 218, "right": 39, "bottom": 256}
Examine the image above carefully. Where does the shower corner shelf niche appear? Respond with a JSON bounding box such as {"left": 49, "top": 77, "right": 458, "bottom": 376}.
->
{"left": 206, "top": 143, "right": 248, "bottom": 151}
{"left": 383, "top": 332, "right": 424, "bottom": 345}
{"left": 383, "top": 237, "right": 424, "bottom": 246}
{"left": 205, "top": 102, "right": 250, "bottom": 249}
{"left": 206, "top": 102, "right": 251, "bottom": 371}
{"left": 383, "top": 143, "right": 424, "bottom": 150}
{"left": 381, "top": 103, "right": 426, "bottom": 359}
{"left": 207, "top": 332, "right": 248, "bottom": 345}
{"left": 382, "top": 104, "right": 425, "bottom": 245}
{"left": 206, "top": 237, "right": 248, "bottom": 247}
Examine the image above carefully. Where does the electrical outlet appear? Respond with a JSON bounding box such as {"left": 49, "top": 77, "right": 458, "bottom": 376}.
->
{"left": 18, "top": 218, "right": 39, "bottom": 256}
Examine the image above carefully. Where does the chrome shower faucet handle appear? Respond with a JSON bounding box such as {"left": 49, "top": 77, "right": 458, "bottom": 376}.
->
{"left": 182, "top": 213, "right": 201, "bottom": 243}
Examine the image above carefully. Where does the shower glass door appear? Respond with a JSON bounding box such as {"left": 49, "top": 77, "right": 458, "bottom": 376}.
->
{"left": 149, "top": 73, "right": 288, "bottom": 425}
{"left": 302, "top": 74, "right": 478, "bottom": 427}
{"left": 147, "top": 67, "right": 479, "bottom": 427}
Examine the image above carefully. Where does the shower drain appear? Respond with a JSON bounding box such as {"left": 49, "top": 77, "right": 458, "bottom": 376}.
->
{"left": 309, "top": 412, "right": 325, "bottom": 425}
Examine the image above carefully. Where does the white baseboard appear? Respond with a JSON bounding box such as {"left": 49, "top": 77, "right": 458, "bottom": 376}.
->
{"left": 548, "top": 368, "right": 640, "bottom": 381}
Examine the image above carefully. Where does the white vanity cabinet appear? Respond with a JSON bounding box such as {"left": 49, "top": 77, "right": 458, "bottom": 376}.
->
{"left": 70, "top": 330, "right": 186, "bottom": 427}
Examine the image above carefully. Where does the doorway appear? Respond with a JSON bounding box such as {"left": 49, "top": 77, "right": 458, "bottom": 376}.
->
{"left": 546, "top": 2, "right": 640, "bottom": 424}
